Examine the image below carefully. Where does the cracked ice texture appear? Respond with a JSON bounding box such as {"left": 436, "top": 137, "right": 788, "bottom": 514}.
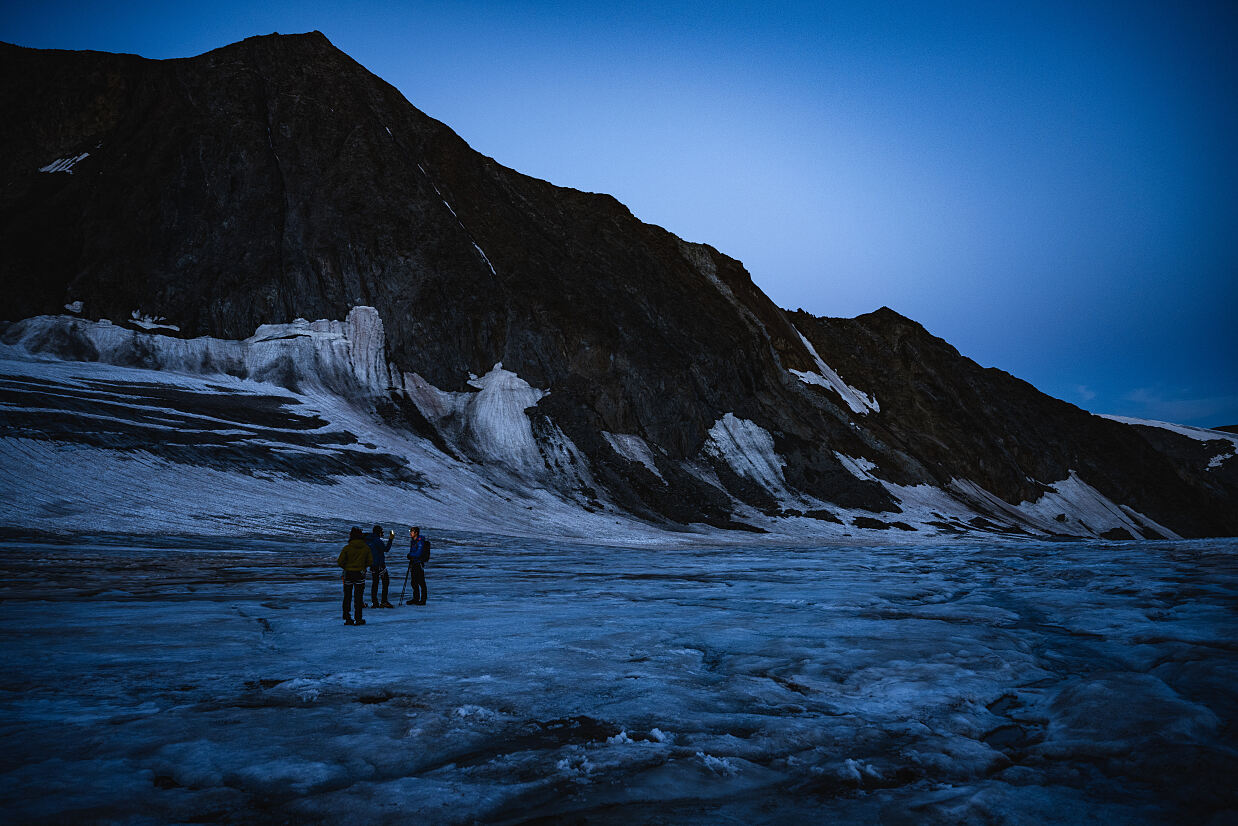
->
{"left": 0, "top": 535, "right": 1234, "bottom": 823}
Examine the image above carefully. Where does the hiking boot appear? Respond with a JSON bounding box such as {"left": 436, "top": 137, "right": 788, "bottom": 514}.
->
{"left": 370, "top": 602, "right": 380, "bottom": 609}
{"left": 380, "top": 601, "right": 395, "bottom": 608}
{"left": 344, "top": 617, "right": 355, "bottom": 626}
{"left": 355, "top": 618, "right": 366, "bottom": 625}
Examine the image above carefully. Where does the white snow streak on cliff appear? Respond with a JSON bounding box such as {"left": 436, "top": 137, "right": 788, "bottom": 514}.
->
{"left": 1100, "top": 414, "right": 1238, "bottom": 444}
{"left": 471, "top": 243, "right": 498, "bottom": 275}
{"left": 789, "top": 328, "right": 879, "bottom": 414}
{"left": 39, "top": 152, "right": 90, "bottom": 173}
{"left": 834, "top": 452, "right": 879, "bottom": 480}
{"left": 417, "top": 163, "right": 497, "bottom": 275}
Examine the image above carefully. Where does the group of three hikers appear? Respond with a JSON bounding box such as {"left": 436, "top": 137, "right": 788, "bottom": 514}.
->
{"left": 337, "top": 525, "right": 431, "bottom": 626}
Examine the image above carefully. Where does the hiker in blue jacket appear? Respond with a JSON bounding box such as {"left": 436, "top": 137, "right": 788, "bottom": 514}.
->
{"left": 366, "top": 524, "right": 395, "bottom": 608}
{"left": 406, "top": 526, "right": 430, "bottom": 606}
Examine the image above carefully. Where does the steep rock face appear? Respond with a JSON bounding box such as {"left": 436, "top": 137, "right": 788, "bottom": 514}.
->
{"left": 793, "top": 308, "right": 1238, "bottom": 537}
{"left": 0, "top": 33, "right": 887, "bottom": 528}
{"left": 2, "top": 33, "right": 1235, "bottom": 538}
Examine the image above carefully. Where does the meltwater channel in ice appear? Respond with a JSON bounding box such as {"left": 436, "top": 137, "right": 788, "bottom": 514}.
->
{"left": 1, "top": 533, "right": 1234, "bottom": 823}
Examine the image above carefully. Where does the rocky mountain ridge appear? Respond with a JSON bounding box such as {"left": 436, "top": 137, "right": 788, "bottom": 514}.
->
{"left": 3, "top": 32, "right": 1235, "bottom": 538}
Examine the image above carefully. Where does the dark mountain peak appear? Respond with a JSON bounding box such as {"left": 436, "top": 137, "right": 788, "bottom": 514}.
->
{"left": 243, "top": 29, "right": 334, "bottom": 47}
{"left": 197, "top": 29, "right": 332, "bottom": 52}
{"left": 862, "top": 305, "right": 912, "bottom": 324}
{"left": 199, "top": 29, "right": 351, "bottom": 68}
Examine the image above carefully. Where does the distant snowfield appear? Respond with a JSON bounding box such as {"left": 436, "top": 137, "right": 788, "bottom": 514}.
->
{"left": 0, "top": 534, "right": 1233, "bottom": 823}
{"left": 1101, "top": 414, "right": 1238, "bottom": 471}
{"left": 1099, "top": 414, "right": 1238, "bottom": 445}
{"left": 0, "top": 311, "right": 1196, "bottom": 542}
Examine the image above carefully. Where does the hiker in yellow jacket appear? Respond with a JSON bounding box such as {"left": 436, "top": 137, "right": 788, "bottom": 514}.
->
{"left": 338, "top": 526, "right": 374, "bottom": 626}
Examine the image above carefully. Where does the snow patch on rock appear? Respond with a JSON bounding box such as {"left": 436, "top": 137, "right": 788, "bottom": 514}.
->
{"left": 398, "top": 364, "right": 568, "bottom": 481}
{"left": 471, "top": 242, "right": 498, "bottom": 276}
{"left": 398, "top": 371, "right": 466, "bottom": 425}
{"left": 1208, "top": 447, "right": 1235, "bottom": 470}
{"left": 129, "top": 310, "right": 180, "bottom": 332}
{"left": 883, "top": 481, "right": 976, "bottom": 527}
{"left": 39, "top": 152, "right": 90, "bottom": 174}
{"left": 1101, "top": 414, "right": 1238, "bottom": 471}
{"left": 950, "top": 472, "right": 1180, "bottom": 540}
{"left": 1015, "top": 471, "right": 1180, "bottom": 539}
{"left": 703, "top": 413, "right": 786, "bottom": 494}
{"left": 462, "top": 364, "right": 547, "bottom": 471}
{"left": 834, "top": 452, "right": 878, "bottom": 480}
{"left": 604, "top": 432, "right": 665, "bottom": 482}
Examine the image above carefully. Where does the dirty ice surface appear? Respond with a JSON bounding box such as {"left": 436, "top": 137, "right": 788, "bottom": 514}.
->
{"left": 1, "top": 534, "right": 1235, "bottom": 824}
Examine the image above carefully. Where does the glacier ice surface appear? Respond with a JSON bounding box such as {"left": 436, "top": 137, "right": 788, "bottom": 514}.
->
{"left": 0, "top": 534, "right": 1234, "bottom": 823}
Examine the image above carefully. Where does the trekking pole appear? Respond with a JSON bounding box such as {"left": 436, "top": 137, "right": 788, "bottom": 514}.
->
{"left": 399, "top": 561, "right": 411, "bottom": 604}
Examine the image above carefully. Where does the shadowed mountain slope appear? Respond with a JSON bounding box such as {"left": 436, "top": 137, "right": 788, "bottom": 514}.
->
{"left": 2, "top": 32, "right": 1234, "bottom": 538}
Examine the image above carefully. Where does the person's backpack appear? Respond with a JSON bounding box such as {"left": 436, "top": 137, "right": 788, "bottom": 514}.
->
{"left": 420, "top": 538, "right": 431, "bottom": 563}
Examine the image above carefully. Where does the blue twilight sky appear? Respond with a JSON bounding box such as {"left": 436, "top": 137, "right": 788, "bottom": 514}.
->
{"left": 4, "top": 1, "right": 1236, "bottom": 426}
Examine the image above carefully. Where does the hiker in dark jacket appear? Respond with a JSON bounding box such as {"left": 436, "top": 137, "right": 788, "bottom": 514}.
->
{"left": 366, "top": 524, "right": 395, "bottom": 608}
{"left": 406, "top": 526, "right": 429, "bottom": 606}
{"left": 338, "top": 526, "right": 373, "bottom": 626}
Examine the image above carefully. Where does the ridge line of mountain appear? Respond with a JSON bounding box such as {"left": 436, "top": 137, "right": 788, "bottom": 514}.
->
{"left": 2, "top": 33, "right": 1235, "bottom": 537}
